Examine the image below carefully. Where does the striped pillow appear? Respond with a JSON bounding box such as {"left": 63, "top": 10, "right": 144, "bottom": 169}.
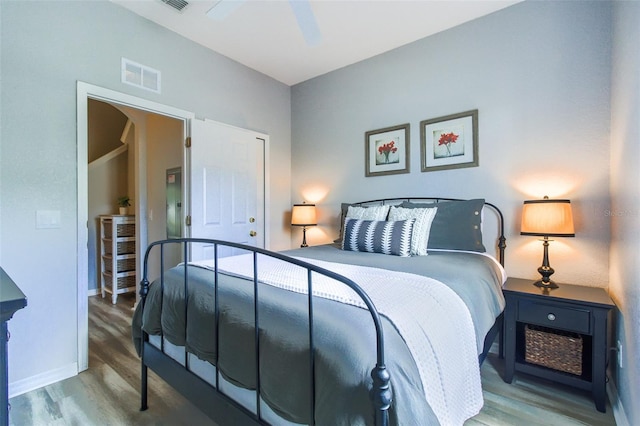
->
{"left": 342, "top": 218, "right": 415, "bottom": 257}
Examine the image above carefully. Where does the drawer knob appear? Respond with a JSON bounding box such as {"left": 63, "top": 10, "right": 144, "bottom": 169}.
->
{"left": 547, "top": 313, "right": 556, "bottom": 321}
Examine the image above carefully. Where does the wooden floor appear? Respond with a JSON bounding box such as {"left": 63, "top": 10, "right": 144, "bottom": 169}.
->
{"left": 9, "top": 293, "right": 616, "bottom": 425}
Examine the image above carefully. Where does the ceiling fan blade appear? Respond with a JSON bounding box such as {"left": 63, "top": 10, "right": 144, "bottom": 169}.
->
{"left": 289, "top": 0, "right": 322, "bottom": 46}
{"left": 206, "top": 0, "right": 246, "bottom": 21}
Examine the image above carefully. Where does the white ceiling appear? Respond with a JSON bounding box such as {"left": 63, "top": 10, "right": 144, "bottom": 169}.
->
{"left": 112, "top": 0, "right": 520, "bottom": 86}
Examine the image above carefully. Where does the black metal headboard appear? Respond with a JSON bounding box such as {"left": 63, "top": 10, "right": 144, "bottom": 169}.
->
{"left": 346, "top": 197, "right": 506, "bottom": 266}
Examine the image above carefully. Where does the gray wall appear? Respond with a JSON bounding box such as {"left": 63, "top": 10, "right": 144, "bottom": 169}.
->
{"left": 1, "top": 0, "right": 291, "bottom": 394}
{"left": 610, "top": 2, "right": 640, "bottom": 424}
{"left": 292, "top": 1, "right": 611, "bottom": 287}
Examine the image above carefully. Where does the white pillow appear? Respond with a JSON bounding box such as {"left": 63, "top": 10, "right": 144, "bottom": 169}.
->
{"left": 388, "top": 206, "right": 438, "bottom": 256}
{"left": 346, "top": 205, "right": 390, "bottom": 221}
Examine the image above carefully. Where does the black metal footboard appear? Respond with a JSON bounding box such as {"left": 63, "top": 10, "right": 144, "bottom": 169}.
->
{"left": 139, "top": 238, "right": 392, "bottom": 426}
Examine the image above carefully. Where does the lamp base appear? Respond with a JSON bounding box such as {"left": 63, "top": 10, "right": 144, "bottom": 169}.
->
{"left": 533, "top": 237, "right": 558, "bottom": 289}
{"left": 533, "top": 279, "right": 559, "bottom": 289}
{"left": 300, "top": 226, "right": 309, "bottom": 248}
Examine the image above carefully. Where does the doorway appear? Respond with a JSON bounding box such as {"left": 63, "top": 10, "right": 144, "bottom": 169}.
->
{"left": 77, "top": 82, "right": 193, "bottom": 372}
{"left": 76, "top": 82, "right": 270, "bottom": 373}
{"left": 87, "top": 99, "right": 186, "bottom": 302}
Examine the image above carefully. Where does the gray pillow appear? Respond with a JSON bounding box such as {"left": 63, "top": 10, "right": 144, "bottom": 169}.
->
{"left": 400, "top": 199, "right": 486, "bottom": 252}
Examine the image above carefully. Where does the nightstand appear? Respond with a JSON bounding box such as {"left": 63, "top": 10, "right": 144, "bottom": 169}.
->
{"left": 503, "top": 277, "right": 614, "bottom": 413}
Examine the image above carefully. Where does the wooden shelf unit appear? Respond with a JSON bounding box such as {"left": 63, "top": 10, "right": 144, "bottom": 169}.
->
{"left": 100, "top": 215, "right": 136, "bottom": 304}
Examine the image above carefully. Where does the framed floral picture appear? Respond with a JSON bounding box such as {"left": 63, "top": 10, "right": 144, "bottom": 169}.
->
{"left": 420, "top": 110, "right": 478, "bottom": 172}
{"left": 365, "top": 123, "right": 410, "bottom": 177}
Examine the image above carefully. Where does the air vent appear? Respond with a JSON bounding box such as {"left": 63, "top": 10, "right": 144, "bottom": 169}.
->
{"left": 159, "top": 0, "right": 189, "bottom": 12}
{"left": 121, "top": 58, "right": 161, "bottom": 94}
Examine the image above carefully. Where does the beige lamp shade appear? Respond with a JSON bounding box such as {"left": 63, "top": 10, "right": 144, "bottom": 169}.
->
{"left": 291, "top": 203, "right": 317, "bottom": 226}
{"left": 521, "top": 198, "right": 575, "bottom": 237}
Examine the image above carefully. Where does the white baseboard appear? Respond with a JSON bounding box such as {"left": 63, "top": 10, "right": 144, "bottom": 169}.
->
{"left": 87, "top": 288, "right": 99, "bottom": 297}
{"left": 607, "top": 379, "right": 630, "bottom": 426}
{"left": 9, "top": 362, "right": 78, "bottom": 398}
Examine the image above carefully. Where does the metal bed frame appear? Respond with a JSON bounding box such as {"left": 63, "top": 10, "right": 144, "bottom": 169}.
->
{"left": 138, "top": 198, "right": 506, "bottom": 425}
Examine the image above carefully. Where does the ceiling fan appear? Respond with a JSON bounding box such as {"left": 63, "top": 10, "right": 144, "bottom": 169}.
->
{"left": 206, "top": 0, "right": 322, "bottom": 46}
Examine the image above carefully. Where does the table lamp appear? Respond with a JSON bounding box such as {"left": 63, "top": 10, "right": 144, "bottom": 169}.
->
{"left": 520, "top": 196, "right": 575, "bottom": 289}
{"left": 291, "top": 203, "right": 317, "bottom": 248}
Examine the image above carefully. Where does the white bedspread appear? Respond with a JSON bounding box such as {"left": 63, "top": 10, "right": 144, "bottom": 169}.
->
{"left": 192, "top": 254, "right": 483, "bottom": 426}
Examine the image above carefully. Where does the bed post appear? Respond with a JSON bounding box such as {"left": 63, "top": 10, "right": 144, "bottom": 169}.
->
{"left": 498, "top": 235, "right": 507, "bottom": 267}
{"left": 371, "top": 364, "right": 391, "bottom": 426}
{"left": 487, "top": 201, "right": 507, "bottom": 267}
{"left": 140, "top": 276, "right": 150, "bottom": 411}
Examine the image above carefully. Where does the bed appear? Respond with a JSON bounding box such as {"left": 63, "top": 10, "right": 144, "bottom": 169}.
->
{"left": 132, "top": 197, "right": 507, "bottom": 426}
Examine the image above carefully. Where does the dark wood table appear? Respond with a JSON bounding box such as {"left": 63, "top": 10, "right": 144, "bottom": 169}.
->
{"left": 503, "top": 277, "right": 614, "bottom": 412}
{"left": 1, "top": 268, "right": 27, "bottom": 426}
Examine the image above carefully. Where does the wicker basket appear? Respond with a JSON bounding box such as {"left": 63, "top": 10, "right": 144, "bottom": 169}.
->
{"left": 525, "top": 324, "right": 583, "bottom": 376}
{"left": 103, "top": 258, "right": 136, "bottom": 274}
{"left": 117, "top": 275, "right": 136, "bottom": 290}
{"left": 117, "top": 241, "right": 136, "bottom": 255}
{"left": 116, "top": 223, "right": 136, "bottom": 238}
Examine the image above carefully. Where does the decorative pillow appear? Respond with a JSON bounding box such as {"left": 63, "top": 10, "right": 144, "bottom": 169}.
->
{"left": 388, "top": 206, "right": 438, "bottom": 256}
{"left": 334, "top": 204, "right": 391, "bottom": 243}
{"left": 346, "top": 205, "right": 390, "bottom": 220}
{"left": 342, "top": 218, "right": 415, "bottom": 257}
{"left": 400, "top": 199, "right": 486, "bottom": 252}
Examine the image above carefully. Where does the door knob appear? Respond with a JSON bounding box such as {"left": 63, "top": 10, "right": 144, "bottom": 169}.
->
{"left": 250, "top": 230, "right": 257, "bottom": 237}
{"left": 249, "top": 217, "right": 255, "bottom": 223}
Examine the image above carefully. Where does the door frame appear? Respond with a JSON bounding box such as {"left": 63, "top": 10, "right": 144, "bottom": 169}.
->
{"left": 77, "top": 82, "right": 194, "bottom": 371}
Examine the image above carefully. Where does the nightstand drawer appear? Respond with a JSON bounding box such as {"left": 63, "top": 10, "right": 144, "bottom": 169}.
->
{"left": 518, "top": 300, "right": 591, "bottom": 334}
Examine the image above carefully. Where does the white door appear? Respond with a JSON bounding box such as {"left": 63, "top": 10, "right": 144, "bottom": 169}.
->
{"left": 190, "top": 118, "right": 266, "bottom": 260}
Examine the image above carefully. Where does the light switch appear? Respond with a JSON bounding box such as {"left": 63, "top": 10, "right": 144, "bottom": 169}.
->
{"left": 36, "top": 210, "right": 61, "bottom": 229}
